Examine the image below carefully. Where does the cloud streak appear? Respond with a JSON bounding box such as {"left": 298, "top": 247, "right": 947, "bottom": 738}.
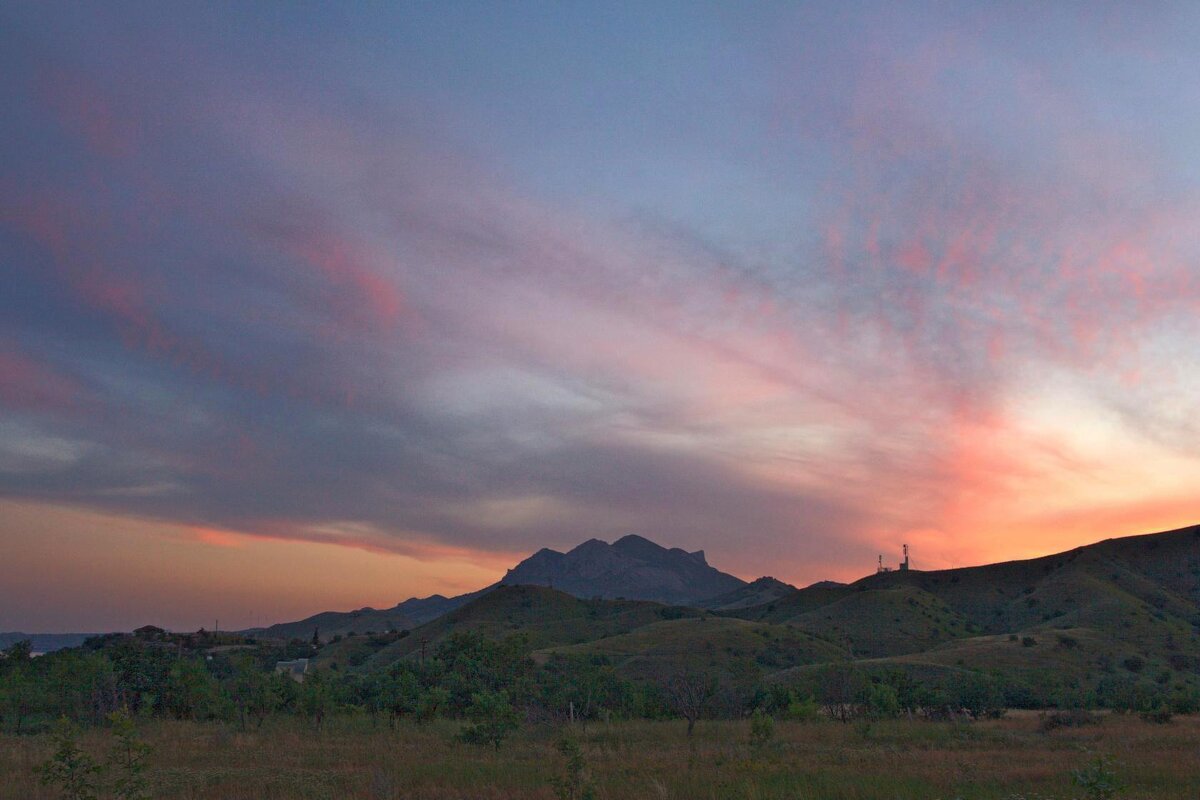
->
{"left": 1, "top": 3, "right": 1198, "bottom": 627}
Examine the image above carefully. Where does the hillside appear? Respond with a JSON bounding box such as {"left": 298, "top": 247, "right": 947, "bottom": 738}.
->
{"left": 536, "top": 616, "right": 848, "bottom": 680}
{"left": 252, "top": 534, "right": 748, "bottom": 641}
{"left": 698, "top": 577, "right": 797, "bottom": 610}
{"left": 316, "top": 585, "right": 704, "bottom": 672}
{"left": 727, "top": 524, "right": 1200, "bottom": 695}
{"left": 244, "top": 523, "right": 1200, "bottom": 695}
{"left": 248, "top": 591, "right": 482, "bottom": 643}
{"left": 0, "top": 632, "right": 97, "bottom": 654}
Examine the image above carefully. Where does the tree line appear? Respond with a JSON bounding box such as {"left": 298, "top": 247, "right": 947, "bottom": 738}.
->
{"left": 2, "top": 629, "right": 1197, "bottom": 742}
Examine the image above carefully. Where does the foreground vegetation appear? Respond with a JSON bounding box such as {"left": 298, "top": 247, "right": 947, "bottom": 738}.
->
{"left": 3, "top": 712, "right": 1200, "bottom": 799}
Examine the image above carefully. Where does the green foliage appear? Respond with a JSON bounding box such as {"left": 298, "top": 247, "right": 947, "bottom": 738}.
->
{"left": 1, "top": 640, "right": 33, "bottom": 665}
{"left": 160, "top": 659, "right": 220, "bottom": 720}
{"left": 1072, "top": 754, "right": 1122, "bottom": 800}
{"left": 416, "top": 686, "right": 450, "bottom": 722}
{"left": 749, "top": 708, "right": 775, "bottom": 748}
{"left": 299, "top": 670, "right": 333, "bottom": 731}
{"left": 0, "top": 663, "right": 38, "bottom": 733}
{"left": 106, "top": 707, "right": 152, "bottom": 800}
{"left": 227, "top": 656, "right": 281, "bottom": 730}
{"left": 551, "top": 734, "right": 596, "bottom": 800}
{"left": 1139, "top": 703, "right": 1172, "bottom": 724}
{"left": 458, "top": 690, "right": 520, "bottom": 749}
{"left": 35, "top": 717, "right": 102, "bottom": 800}
{"left": 537, "top": 654, "right": 638, "bottom": 724}
{"left": 378, "top": 665, "right": 421, "bottom": 726}
{"left": 783, "top": 691, "right": 820, "bottom": 722}
{"left": 855, "top": 681, "right": 900, "bottom": 720}
{"left": 432, "top": 632, "right": 532, "bottom": 714}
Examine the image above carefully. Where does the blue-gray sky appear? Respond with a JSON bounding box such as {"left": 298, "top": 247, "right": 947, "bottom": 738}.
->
{"left": 2, "top": 2, "right": 1199, "bottom": 631}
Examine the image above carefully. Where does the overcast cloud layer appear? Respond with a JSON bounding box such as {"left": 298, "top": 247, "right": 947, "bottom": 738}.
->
{"left": 2, "top": 3, "right": 1199, "bottom": 630}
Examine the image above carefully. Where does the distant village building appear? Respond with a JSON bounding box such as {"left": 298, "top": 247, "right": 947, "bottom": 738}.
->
{"left": 275, "top": 658, "right": 309, "bottom": 682}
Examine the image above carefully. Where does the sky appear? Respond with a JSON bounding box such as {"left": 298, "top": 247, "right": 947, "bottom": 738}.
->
{"left": 2, "top": 2, "right": 1199, "bottom": 632}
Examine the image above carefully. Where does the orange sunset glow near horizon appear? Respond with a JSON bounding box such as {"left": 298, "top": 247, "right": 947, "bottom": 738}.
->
{"left": 2, "top": 4, "right": 1199, "bottom": 632}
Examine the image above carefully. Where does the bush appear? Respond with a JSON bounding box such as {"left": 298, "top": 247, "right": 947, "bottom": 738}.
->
{"left": 857, "top": 681, "right": 900, "bottom": 720}
{"left": 1122, "top": 655, "right": 1145, "bottom": 673}
{"left": 1072, "top": 754, "right": 1122, "bottom": 800}
{"left": 1038, "top": 709, "right": 1100, "bottom": 732}
{"left": 1140, "top": 703, "right": 1173, "bottom": 724}
{"left": 784, "top": 692, "right": 820, "bottom": 722}
{"left": 1021, "top": 636, "right": 1037, "bottom": 648}
{"left": 749, "top": 709, "right": 774, "bottom": 748}
{"left": 458, "top": 691, "right": 520, "bottom": 750}
{"left": 551, "top": 734, "right": 595, "bottom": 800}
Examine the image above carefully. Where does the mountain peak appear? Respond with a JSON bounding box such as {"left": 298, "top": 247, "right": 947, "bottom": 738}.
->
{"left": 503, "top": 534, "right": 745, "bottom": 605}
{"left": 611, "top": 533, "right": 662, "bottom": 551}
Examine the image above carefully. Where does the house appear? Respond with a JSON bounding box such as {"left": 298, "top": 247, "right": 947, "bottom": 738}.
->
{"left": 275, "top": 658, "right": 309, "bottom": 682}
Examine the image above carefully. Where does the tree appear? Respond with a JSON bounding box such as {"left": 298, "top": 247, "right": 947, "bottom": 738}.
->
{"left": 35, "top": 717, "right": 102, "bottom": 800}
{"left": 1, "top": 639, "right": 33, "bottom": 666}
{"left": 0, "top": 664, "right": 40, "bottom": 733}
{"left": 663, "top": 670, "right": 717, "bottom": 736}
{"left": 416, "top": 686, "right": 450, "bottom": 723}
{"left": 459, "top": 690, "right": 520, "bottom": 750}
{"left": 161, "top": 659, "right": 218, "bottom": 720}
{"left": 380, "top": 667, "right": 421, "bottom": 728}
{"left": 551, "top": 734, "right": 596, "bottom": 800}
{"left": 300, "top": 670, "right": 333, "bottom": 731}
{"left": 228, "top": 657, "right": 278, "bottom": 731}
{"left": 106, "top": 707, "right": 152, "bottom": 800}
{"left": 817, "top": 665, "right": 866, "bottom": 722}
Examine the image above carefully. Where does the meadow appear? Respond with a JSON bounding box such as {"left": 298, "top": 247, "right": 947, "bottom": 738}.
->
{"left": 3, "top": 712, "right": 1198, "bottom": 800}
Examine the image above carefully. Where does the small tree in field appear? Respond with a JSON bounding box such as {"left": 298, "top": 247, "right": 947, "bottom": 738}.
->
{"left": 749, "top": 708, "right": 775, "bottom": 750}
{"left": 35, "top": 717, "right": 102, "bottom": 800}
{"left": 551, "top": 733, "right": 596, "bottom": 800}
{"left": 459, "top": 690, "right": 520, "bottom": 750}
{"left": 300, "top": 671, "right": 332, "bottom": 731}
{"left": 229, "top": 657, "right": 279, "bottom": 731}
{"left": 106, "top": 707, "right": 152, "bottom": 800}
{"left": 663, "top": 670, "right": 717, "bottom": 736}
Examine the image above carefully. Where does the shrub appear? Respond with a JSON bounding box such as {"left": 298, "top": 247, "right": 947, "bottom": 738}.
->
{"left": 459, "top": 691, "right": 520, "bottom": 750}
{"left": 551, "top": 734, "right": 595, "bottom": 800}
{"left": 1072, "top": 754, "right": 1122, "bottom": 800}
{"left": 784, "top": 692, "right": 820, "bottom": 722}
{"left": 1140, "top": 703, "right": 1173, "bottom": 724}
{"left": 1038, "top": 709, "right": 1100, "bottom": 732}
{"left": 1122, "top": 655, "right": 1144, "bottom": 673}
{"left": 1021, "top": 636, "right": 1037, "bottom": 647}
{"left": 749, "top": 709, "right": 775, "bottom": 748}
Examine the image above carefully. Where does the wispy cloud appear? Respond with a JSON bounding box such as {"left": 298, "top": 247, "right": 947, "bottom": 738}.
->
{"left": 1, "top": 3, "right": 1198, "bottom": 627}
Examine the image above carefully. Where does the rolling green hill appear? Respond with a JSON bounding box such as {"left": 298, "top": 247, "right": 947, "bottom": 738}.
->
{"left": 316, "top": 585, "right": 704, "bottom": 671}
{"left": 535, "top": 616, "right": 848, "bottom": 680}
{"left": 318, "top": 524, "right": 1200, "bottom": 698}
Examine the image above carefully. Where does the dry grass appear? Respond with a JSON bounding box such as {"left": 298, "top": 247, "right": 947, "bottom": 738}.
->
{"left": 3, "top": 713, "right": 1199, "bottom": 799}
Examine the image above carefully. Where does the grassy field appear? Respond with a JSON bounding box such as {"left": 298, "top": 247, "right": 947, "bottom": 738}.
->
{"left": 3, "top": 713, "right": 1199, "bottom": 799}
